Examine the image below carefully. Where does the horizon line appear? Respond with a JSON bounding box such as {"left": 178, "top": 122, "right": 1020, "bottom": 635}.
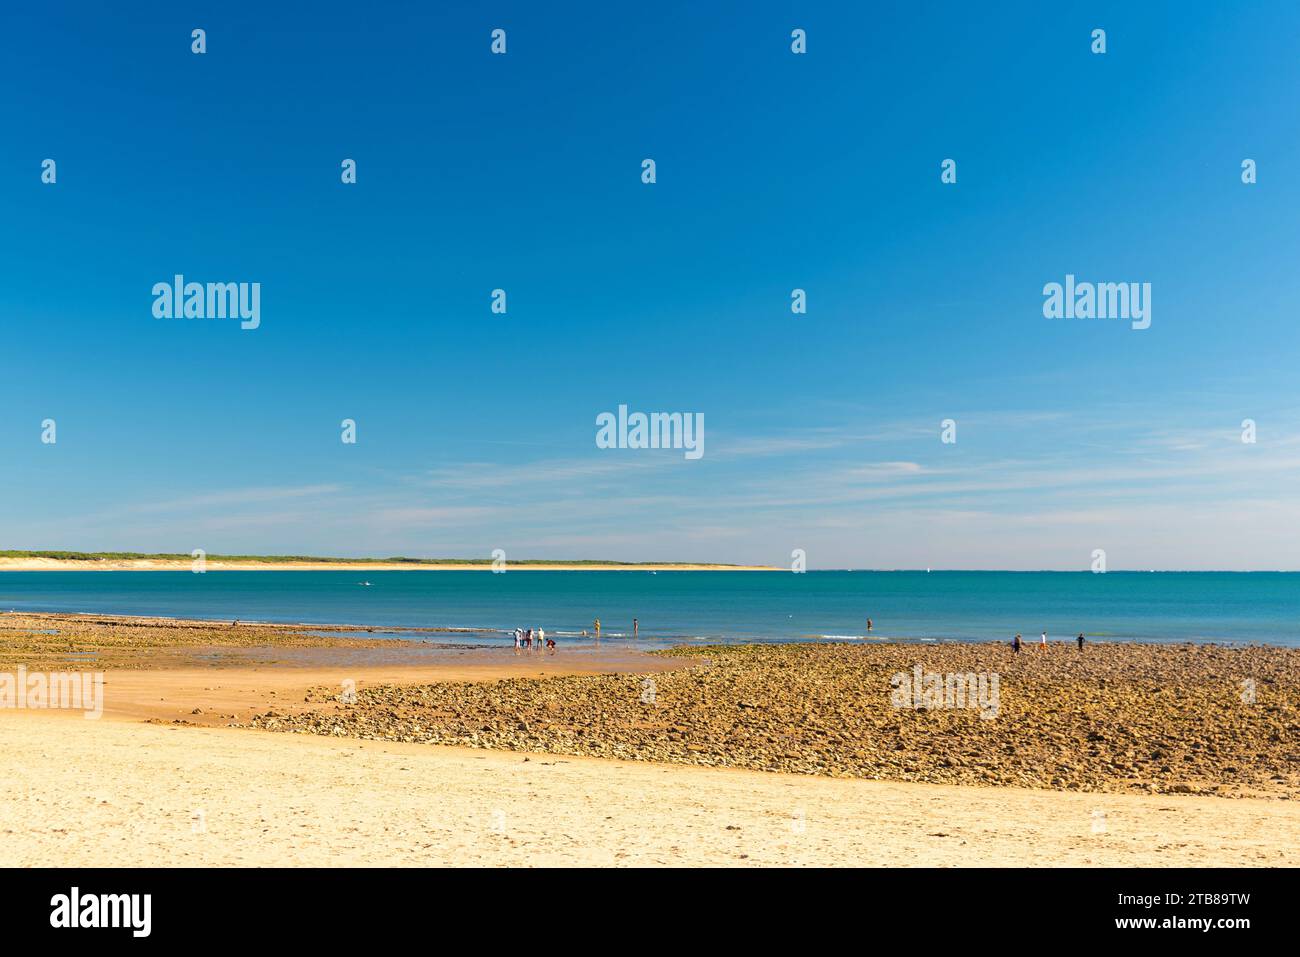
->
{"left": 1, "top": 551, "right": 1298, "bottom": 573}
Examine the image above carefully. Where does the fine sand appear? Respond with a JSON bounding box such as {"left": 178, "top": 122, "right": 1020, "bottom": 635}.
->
{"left": 3, "top": 710, "right": 1297, "bottom": 867}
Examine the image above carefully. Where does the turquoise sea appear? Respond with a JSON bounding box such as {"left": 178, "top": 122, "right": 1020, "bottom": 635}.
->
{"left": 1, "top": 570, "right": 1297, "bottom": 648}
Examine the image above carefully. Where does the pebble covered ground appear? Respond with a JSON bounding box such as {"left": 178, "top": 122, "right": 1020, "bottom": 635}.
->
{"left": 248, "top": 641, "right": 1300, "bottom": 799}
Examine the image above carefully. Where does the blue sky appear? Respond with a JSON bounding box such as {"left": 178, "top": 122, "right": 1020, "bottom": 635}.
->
{"left": 2, "top": 1, "right": 1299, "bottom": 569}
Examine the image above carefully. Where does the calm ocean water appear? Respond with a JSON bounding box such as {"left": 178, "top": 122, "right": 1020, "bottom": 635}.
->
{"left": 0, "top": 570, "right": 1297, "bottom": 648}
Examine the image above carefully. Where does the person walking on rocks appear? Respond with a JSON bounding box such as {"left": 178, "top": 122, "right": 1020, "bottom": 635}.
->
{"left": 1077, "top": 632, "right": 1085, "bottom": 650}
{"left": 1012, "top": 633, "right": 1022, "bottom": 654}
{"left": 1040, "top": 630, "right": 1048, "bottom": 651}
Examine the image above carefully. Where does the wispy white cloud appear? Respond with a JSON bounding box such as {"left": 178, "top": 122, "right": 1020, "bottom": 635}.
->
{"left": 9, "top": 407, "right": 1300, "bottom": 568}
{"left": 116, "top": 484, "right": 343, "bottom": 515}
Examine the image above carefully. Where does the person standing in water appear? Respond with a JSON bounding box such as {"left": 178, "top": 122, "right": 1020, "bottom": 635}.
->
{"left": 536, "top": 627, "right": 545, "bottom": 653}
{"left": 633, "top": 618, "right": 639, "bottom": 639}
{"left": 594, "top": 618, "right": 601, "bottom": 639}
{"left": 867, "top": 618, "right": 873, "bottom": 634}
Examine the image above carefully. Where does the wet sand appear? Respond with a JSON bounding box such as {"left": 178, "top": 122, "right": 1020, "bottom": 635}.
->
{"left": 0, "top": 612, "right": 682, "bottom": 725}
{"left": 0, "top": 611, "right": 651, "bottom": 669}
{"left": 81, "top": 654, "right": 685, "bottom": 727}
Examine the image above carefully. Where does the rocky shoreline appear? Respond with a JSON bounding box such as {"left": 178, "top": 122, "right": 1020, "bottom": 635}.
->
{"left": 0, "top": 612, "right": 401, "bottom": 669}
{"left": 248, "top": 641, "right": 1300, "bottom": 799}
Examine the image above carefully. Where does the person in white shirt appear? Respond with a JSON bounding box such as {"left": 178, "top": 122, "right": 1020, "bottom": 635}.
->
{"left": 536, "top": 627, "right": 545, "bottom": 653}
{"left": 1040, "top": 630, "right": 1048, "bottom": 650}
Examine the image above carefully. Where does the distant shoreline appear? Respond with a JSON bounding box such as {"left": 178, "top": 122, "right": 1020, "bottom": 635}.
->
{"left": 1, "top": 555, "right": 1291, "bottom": 573}
{"left": 0, "top": 556, "right": 776, "bottom": 572}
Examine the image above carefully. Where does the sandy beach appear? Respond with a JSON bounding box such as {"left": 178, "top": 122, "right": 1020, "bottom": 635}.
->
{"left": 3, "top": 709, "right": 1296, "bottom": 867}
{"left": 1, "top": 612, "right": 1298, "bottom": 866}
{"left": 0, "top": 557, "right": 774, "bottom": 572}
